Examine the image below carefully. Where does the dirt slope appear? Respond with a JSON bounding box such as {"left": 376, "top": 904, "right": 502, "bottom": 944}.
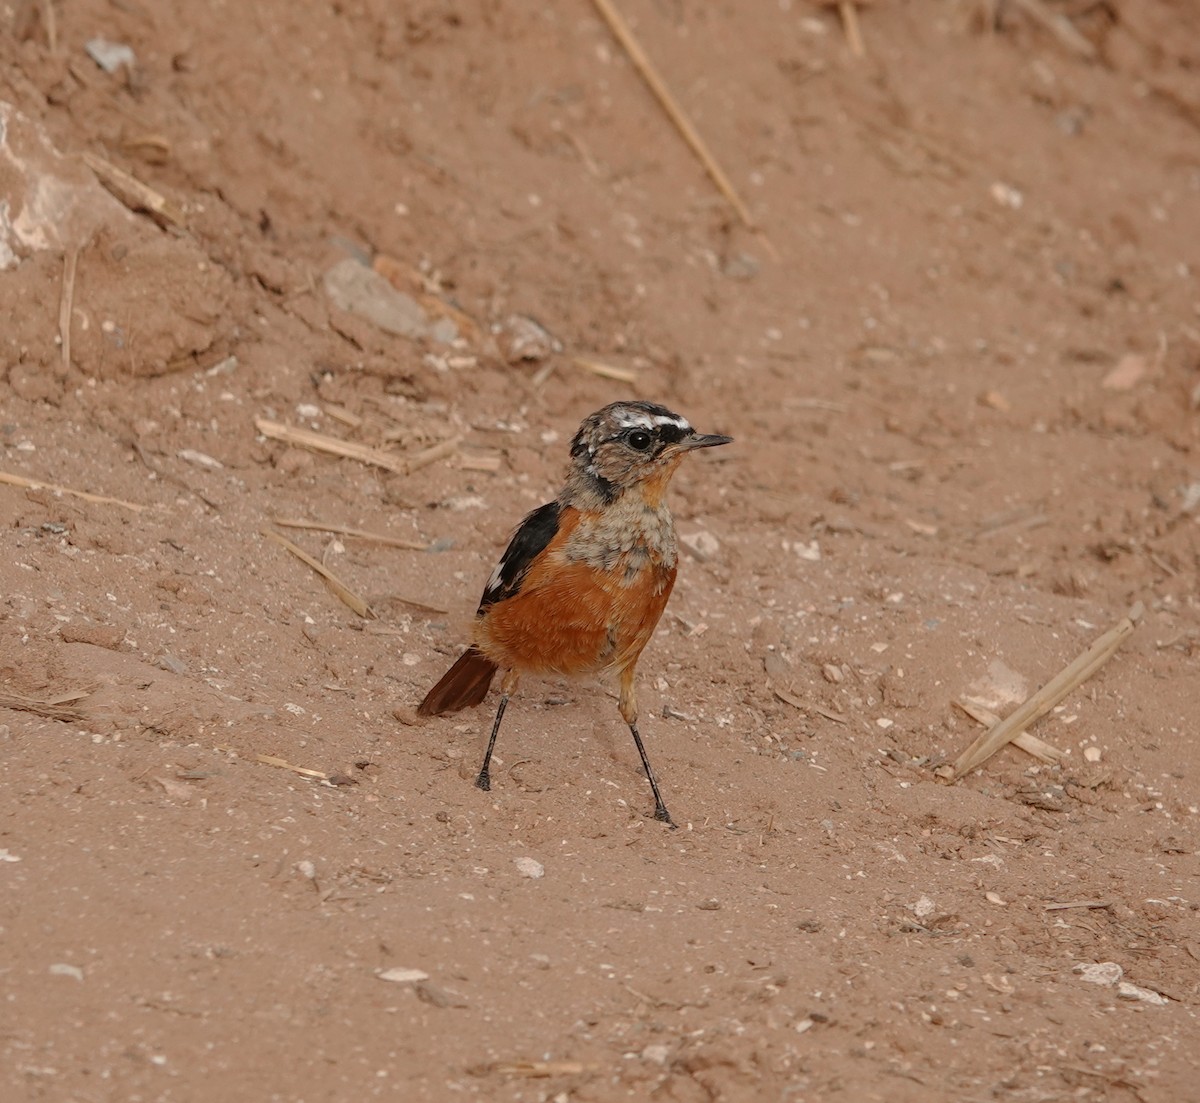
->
{"left": 2, "top": 2, "right": 1198, "bottom": 1100}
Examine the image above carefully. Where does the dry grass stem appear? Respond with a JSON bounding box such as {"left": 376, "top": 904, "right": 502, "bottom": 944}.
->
{"left": 572, "top": 355, "right": 638, "bottom": 383}
{"left": 81, "top": 151, "right": 186, "bottom": 230}
{"left": 1044, "top": 900, "right": 1115, "bottom": 912}
{"left": 952, "top": 603, "right": 1143, "bottom": 778}
{"left": 1009, "top": 0, "right": 1096, "bottom": 59}
{"left": 530, "top": 361, "right": 556, "bottom": 388}
{"left": 404, "top": 435, "right": 464, "bottom": 474}
{"left": 322, "top": 404, "right": 364, "bottom": 429}
{"left": 0, "top": 687, "right": 88, "bottom": 722}
{"left": 376, "top": 593, "right": 450, "bottom": 616}
{"left": 254, "top": 754, "right": 329, "bottom": 780}
{"left": 839, "top": 2, "right": 865, "bottom": 56}
{"left": 39, "top": 0, "right": 57, "bottom": 52}
{"left": 488, "top": 1060, "right": 594, "bottom": 1078}
{"left": 261, "top": 528, "right": 375, "bottom": 618}
{"left": 457, "top": 452, "right": 503, "bottom": 473}
{"left": 257, "top": 418, "right": 408, "bottom": 472}
{"left": 270, "top": 517, "right": 428, "bottom": 550}
{"left": 0, "top": 469, "right": 147, "bottom": 512}
{"left": 953, "top": 698, "right": 1066, "bottom": 764}
{"left": 588, "top": 0, "right": 757, "bottom": 230}
{"left": 59, "top": 246, "right": 79, "bottom": 371}
{"left": 256, "top": 418, "right": 462, "bottom": 476}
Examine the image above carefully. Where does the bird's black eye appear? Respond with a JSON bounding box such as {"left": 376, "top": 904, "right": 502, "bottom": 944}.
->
{"left": 627, "top": 429, "right": 653, "bottom": 451}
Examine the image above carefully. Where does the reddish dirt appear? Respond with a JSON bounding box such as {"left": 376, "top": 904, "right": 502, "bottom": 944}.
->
{"left": 2, "top": 2, "right": 1199, "bottom": 1100}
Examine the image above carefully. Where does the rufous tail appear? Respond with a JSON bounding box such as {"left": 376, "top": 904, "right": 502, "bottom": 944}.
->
{"left": 417, "top": 646, "right": 498, "bottom": 716}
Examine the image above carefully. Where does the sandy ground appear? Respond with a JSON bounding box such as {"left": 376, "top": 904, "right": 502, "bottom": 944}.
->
{"left": 2, "top": 2, "right": 1199, "bottom": 1100}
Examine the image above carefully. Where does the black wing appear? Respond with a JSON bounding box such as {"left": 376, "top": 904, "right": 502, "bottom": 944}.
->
{"left": 477, "top": 500, "right": 561, "bottom": 611}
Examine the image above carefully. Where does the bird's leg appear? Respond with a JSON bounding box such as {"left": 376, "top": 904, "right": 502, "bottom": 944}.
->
{"left": 476, "top": 670, "right": 520, "bottom": 792}
{"left": 619, "top": 667, "right": 675, "bottom": 827}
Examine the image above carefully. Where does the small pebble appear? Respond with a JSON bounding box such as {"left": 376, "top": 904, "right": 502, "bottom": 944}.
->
{"left": 990, "top": 181, "right": 1024, "bottom": 210}
{"left": 49, "top": 963, "right": 84, "bottom": 982}
{"left": 158, "top": 653, "right": 187, "bottom": 675}
{"left": 912, "top": 895, "right": 936, "bottom": 919}
{"left": 680, "top": 530, "right": 720, "bottom": 562}
{"left": 85, "top": 37, "right": 136, "bottom": 73}
{"left": 514, "top": 857, "right": 544, "bottom": 879}
{"left": 378, "top": 967, "right": 429, "bottom": 984}
{"left": 415, "top": 981, "right": 468, "bottom": 1008}
{"left": 1083, "top": 746, "right": 1102, "bottom": 763}
{"left": 178, "top": 449, "right": 224, "bottom": 470}
{"left": 1074, "top": 961, "right": 1123, "bottom": 987}
{"left": 1117, "top": 981, "right": 1168, "bottom": 1006}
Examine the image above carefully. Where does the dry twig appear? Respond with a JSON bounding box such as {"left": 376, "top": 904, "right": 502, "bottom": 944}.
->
{"left": 253, "top": 754, "right": 329, "bottom": 780}
{"left": 572, "top": 355, "right": 638, "bottom": 384}
{"left": 952, "top": 603, "right": 1143, "bottom": 778}
{"left": 81, "top": 151, "right": 186, "bottom": 230}
{"left": 40, "top": 0, "right": 57, "bottom": 52}
{"left": 1044, "top": 899, "right": 1114, "bottom": 912}
{"left": 1007, "top": 0, "right": 1096, "bottom": 60}
{"left": 255, "top": 418, "right": 462, "bottom": 476}
{"left": 0, "top": 469, "right": 147, "bottom": 512}
{"left": 261, "top": 528, "right": 375, "bottom": 618}
{"left": 485, "top": 1060, "right": 595, "bottom": 1078}
{"left": 588, "top": 0, "right": 757, "bottom": 231}
{"left": 838, "top": 2, "right": 865, "bottom": 56}
{"left": 457, "top": 452, "right": 503, "bottom": 473}
{"left": 0, "top": 687, "right": 88, "bottom": 722}
{"left": 59, "top": 247, "right": 79, "bottom": 371}
{"left": 953, "top": 697, "right": 1065, "bottom": 764}
{"left": 270, "top": 517, "right": 427, "bottom": 550}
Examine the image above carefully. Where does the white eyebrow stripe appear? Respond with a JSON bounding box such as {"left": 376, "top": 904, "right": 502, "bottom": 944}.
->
{"left": 613, "top": 410, "right": 692, "bottom": 432}
{"left": 652, "top": 413, "right": 691, "bottom": 430}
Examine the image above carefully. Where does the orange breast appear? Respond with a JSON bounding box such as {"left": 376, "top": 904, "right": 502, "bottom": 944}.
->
{"left": 473, "top": 506, "right": 677, "bottom": 677}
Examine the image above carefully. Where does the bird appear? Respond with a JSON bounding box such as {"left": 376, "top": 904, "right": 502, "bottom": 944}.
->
{"left": 416, "top": 400, "right": 732, "bottom": 826}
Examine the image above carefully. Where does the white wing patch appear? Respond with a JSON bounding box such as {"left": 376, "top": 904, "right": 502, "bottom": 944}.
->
{"left": 481, "top": 555, "right": 508, "bottom": 602}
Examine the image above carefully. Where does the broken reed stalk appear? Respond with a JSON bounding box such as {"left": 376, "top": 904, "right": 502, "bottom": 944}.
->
{"left": 838, "top": 3, "right": 865, "bottom": 57}
{"left": 588, "top": 0, "right": 756, "bottom": 231}
{"left": 81, "top": 151, "right": 186, "bottom": 229}
{"left": 1043, "top": 900, "right": 1114, "bottom": 912}
{"left": 952, "top": 698, "right": 1065, "bottom": 764}
{"left": 270, "top": 517, "right": 428, "bottom": 550}
{"left": 256, "top": 418, "right": 407, "bottom": 472}
{"left": 255, "top": 418, "right": 462, "bottom": 476}
{"left": 1008, "top": 0, "right": 1096, "bottom": 60}
{"left": 254, "top": 754, "right": 329, "bottom": 780}
{"left": 952, "top": 602, "right": 1143, "bottom": 778}
{"left": 0, "top": 688, "right": 88, "bottom": 722}
{"left": 0, "top": 469, "right": 147, "bottom": 512}
{"left": 261, "top": 528, "right": 375, "bottom": 619}
{"left": 39, "top": 0, "right": 57, "bottom": 53}
{"left": 572, "top": 355, "right": 638, "bottom": 384}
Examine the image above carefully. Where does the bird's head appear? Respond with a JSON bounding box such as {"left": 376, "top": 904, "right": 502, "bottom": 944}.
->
{"left": 566, "top": 401, "right": 731, "bottom": 506}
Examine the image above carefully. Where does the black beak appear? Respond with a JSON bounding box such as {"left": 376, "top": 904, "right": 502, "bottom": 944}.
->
{"left": 679, "top": 431, "right": 733, "bottom": 451}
